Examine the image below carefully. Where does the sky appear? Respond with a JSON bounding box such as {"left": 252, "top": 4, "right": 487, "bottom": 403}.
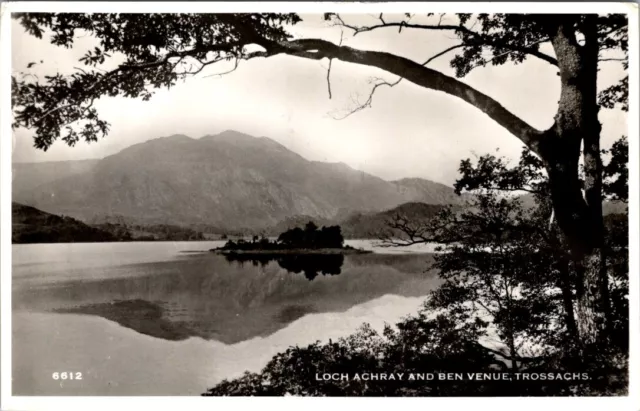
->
{"left": 11, "top": 13, "right": 628, "bottom": 186}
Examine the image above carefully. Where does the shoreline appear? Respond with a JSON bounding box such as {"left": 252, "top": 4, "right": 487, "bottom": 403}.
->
{"left": 211, "top": 248, "right": 373, "bottom": 255}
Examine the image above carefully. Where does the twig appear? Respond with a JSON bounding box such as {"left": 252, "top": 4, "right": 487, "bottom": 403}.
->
{"left": 326, "top": 59, "right": 333, "bottom": 99}
{"left": 332, "top": 43, "right": 464, "bottom": 120}
{"left": 203, "top": 58, "right": 240, "bottom": 78}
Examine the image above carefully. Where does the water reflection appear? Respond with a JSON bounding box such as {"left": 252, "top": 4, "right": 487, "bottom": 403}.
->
{"left": 14, "top": 250, "right": 440, "bottom": 344}
{"left": 223, "top": 253, "right": 344, "bottom": 281}
{"left": 55, "top": 299, "right": 195, "bottom": 341}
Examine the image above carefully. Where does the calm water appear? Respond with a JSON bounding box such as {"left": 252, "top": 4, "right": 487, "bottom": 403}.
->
{"left": 12, "top": 240, "right": 440, "bottom": 395}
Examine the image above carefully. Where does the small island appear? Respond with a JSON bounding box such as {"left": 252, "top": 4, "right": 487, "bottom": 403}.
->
{"left": 211, "top": 222, "right": 372, "bottom": 255}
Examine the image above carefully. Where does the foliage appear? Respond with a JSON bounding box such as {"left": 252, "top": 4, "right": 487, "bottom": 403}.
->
{"left": 602, "top": 136, "right": 628, "bottom": 202}
{"left": 222, "top": 222, "right": 344, "bottom": 251}
{"left": 12, "top": 13, "right": 301, "bottom": 149}
{"left": 204, "top": 309, "right": 611, "bottom": 396}
{"left": 12, "top": 13, "right": 628, "bottom": 151}
{"left": 205, "top": 315, "right": 504, "bottom": 396}
{"left": 277, "top": 222, "right": 344, "bottom": 249}
{"left": 428, "top": 194, "right": 570, "bottom": 362}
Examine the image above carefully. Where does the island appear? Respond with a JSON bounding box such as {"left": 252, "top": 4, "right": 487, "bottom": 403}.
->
{"left": 210, "top": 222, "right": 372, "bottom": 255}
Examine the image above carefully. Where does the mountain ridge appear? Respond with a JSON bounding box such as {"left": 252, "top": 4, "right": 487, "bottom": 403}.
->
{"left": 12, "top": 131, "right": 467, "bottom": 231}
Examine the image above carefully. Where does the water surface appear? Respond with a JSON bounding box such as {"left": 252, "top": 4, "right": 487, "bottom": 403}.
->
{"left": 12, "top": 240, "right": 439, "bottom": 395}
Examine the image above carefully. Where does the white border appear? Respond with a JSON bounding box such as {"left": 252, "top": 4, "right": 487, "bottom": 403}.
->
{"left": 1, "top": 1, "right": 638, "bottom": 14}
{"left": 1, "top": 2, "right": 638, "bottom": 411}
{"left": 0, "top": 1, "right": 14, "bottom": 409}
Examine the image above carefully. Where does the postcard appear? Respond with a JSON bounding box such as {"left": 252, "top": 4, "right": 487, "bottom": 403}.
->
{"left": 1, "top": 2, "right": 638, "bottom": 410}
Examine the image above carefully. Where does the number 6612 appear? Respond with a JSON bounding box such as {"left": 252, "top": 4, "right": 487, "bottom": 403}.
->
{"left": 52, "top": 372, "right": 83, "bottom": 380}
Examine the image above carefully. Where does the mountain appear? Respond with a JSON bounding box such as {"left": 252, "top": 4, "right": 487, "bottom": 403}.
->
{"left": 390, "top": 178, "right": 469, "bottom": 205}
{"left": 263, "top": 202, "right": 452, "bottom": 239}
{"left": 339, "top": 202, "right": 451, "bottom": 238}
{"left": 12, "top": 202, "right": 120, "bottom": 244}
{"left": 12, "top": 130, "right": 467, "bottom": 231}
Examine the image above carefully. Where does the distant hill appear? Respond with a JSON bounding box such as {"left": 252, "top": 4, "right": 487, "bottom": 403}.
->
{"left": 12, "top": 202, "right": 207, "bottom": 243}
{"left": 391, "top": 178, "right": 471, "bottom": 206}
{"left": 12, "top": 202, "right": 120, "bottom": 244}
{"left": 13, "top": 130, "right": 467, "bottom": 231}
{"left": 264, "top": 202, "right": 452, "bottom": 239}
{"left": 339, "top": 202, "right": 451, "bottom": 239}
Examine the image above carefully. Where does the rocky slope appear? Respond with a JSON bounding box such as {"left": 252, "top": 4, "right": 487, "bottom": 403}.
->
{"left": 13, "top": 130, "right": 467, "bottom": 231}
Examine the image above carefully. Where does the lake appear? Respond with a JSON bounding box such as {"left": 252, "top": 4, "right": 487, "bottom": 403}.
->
{"left": 11, "top": 240, "right": 441, "bottom": 396}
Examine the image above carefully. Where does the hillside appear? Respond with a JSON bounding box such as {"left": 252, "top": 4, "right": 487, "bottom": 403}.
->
{"left": 264, "top": 202, "right": 451, "bottom": 239}
{"left": 391, "top": 178, "right": 470, "bottom": 206}
{"left": 340, "top": 202, "right": 451, "bottom": 238}
{"left": 12, "top": 202, "right": 120, "bottom": 244}
{"left": 13, "top": 131, "right": 466, "bottom": 231}
{"left": 12, "top": 203, "right": 207, "bottom": 243}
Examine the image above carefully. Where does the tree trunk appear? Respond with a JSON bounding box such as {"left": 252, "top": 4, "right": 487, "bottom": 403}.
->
{"left": 542, "top": 16, "right": 609, "bottom": 346}
{"left": 558, "top": 258, "right": 579, "bottom": 341}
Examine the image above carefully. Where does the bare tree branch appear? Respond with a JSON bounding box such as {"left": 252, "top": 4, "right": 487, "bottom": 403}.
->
{"left": 377, "top": 212, "right": 460, "bottom": 247}
{"left": 331, "top": 43, "right": 465, "bottom": 120}
{"left": 203, "top": 57, "right": 240, "bottom": 78}
{"left": 259, "top": 37, "right": 545, "bottom": 153}
{"left": 326, "top": 58, "right": 333, "bottom": 99}
{"left": 329, "top": 14, "right": 558, "bottom": 66}
{"left": 324, "top": 29, "right": 344, "bottom": 100}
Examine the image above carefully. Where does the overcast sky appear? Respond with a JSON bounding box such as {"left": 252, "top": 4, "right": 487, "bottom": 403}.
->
{"left": 11, "top": 14, "right": 628, "bottom": 185}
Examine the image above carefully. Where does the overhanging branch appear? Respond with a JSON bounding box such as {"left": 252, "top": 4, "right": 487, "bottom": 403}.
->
{"left": 262, "top": 38, "right": 545, "bottom": 154}
{"left": 329, "top": 13, "right": 558, "bottom": 67}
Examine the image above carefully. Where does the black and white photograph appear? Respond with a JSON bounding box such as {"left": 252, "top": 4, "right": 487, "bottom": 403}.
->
{"left": 1, "top": 2, "right": 638, "bottom": 408}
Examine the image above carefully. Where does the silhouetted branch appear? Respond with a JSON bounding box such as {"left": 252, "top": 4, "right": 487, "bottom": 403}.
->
{"left": 203, "top": 57, "right": 240, "bottom": 78}
{"left": 326, "top": 59, "right": 333, "bottom": 99}
{"left": 377, "top": 212, "right": 459, "bottom": 247}
{"left": 328, "top": 13, "right": 557, "bottom": 66}
{"left": 331, "top": 43, "right": 464, "bottom": 120}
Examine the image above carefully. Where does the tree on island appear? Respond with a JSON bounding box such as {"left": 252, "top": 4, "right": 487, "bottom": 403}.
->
{"left": 279, "top": 222, "right": 344, "bottom": 249}
{"left": 223, "top": 221, "right": 344, "bottom": 250}
{"left": 12, "top": 12, "right": 628, "bottom": 350}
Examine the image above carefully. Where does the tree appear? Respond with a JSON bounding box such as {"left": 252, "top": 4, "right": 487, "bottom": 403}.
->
{"left": 428, "top": 196, "right": 571, "bottom": 368}
{"left": 204, "top": 318, "right": 510, "bottom": 396}
{"left": 11, "top": 12, "right": 629, "bottom": 344}
{"left": 206, "top": 139, "right": 628, "bottom": 396}
{"left": 276, "top": 223, "right": 344, "bottom": 249}
{"left": 382, "top": 136, "right": 628, "bottom": 358}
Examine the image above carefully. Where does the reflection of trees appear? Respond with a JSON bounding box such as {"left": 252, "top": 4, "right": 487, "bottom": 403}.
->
{"left": 224, "top": 254, "right": 344, "bottom": 281}
{"left": 277, "top": 254, "right": 344, "bottom": 281}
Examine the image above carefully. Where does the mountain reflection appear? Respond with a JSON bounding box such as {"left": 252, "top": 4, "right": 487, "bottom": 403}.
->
{"left": 13, "top": 251, "right": 441, "bottom": 344}
{"left": 223, "top": 254, "right": 344, "bottom": 281}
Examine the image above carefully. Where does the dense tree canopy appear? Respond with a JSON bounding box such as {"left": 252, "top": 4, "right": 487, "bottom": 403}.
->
{"left": 12, "top": 13, "right": 627, "bottom": 150}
